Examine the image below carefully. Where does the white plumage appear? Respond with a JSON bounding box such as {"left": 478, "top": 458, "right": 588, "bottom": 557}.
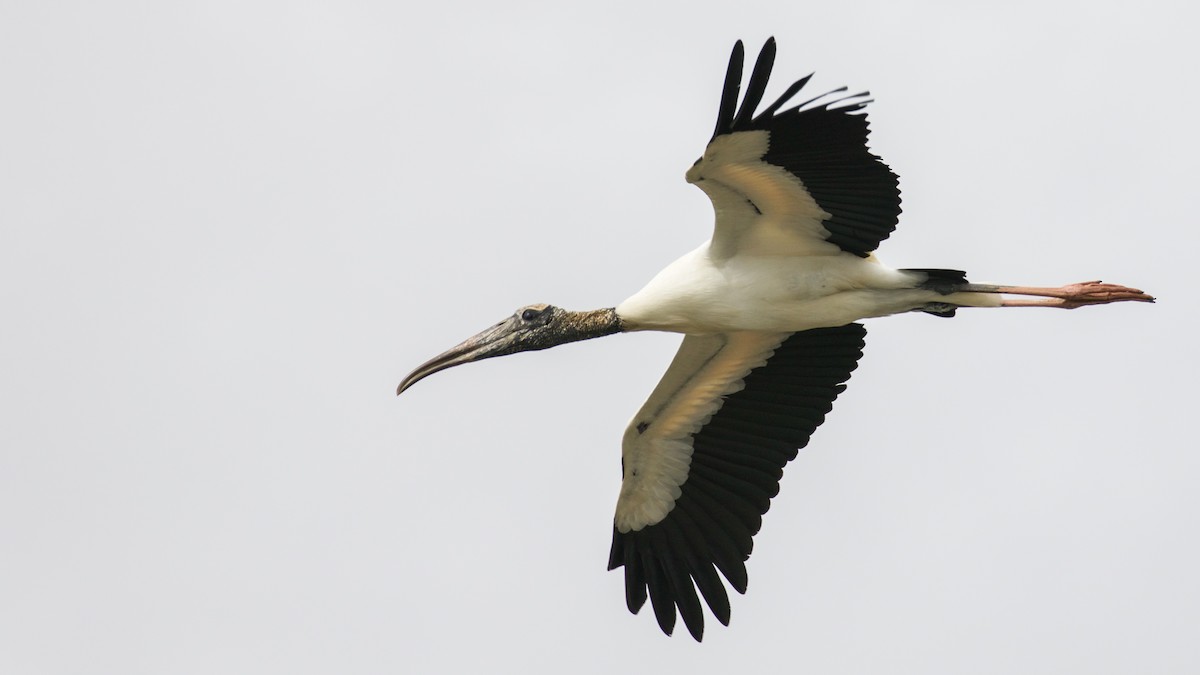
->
{"left": 396, "top": 37, "right": 1152, "bottom": 641}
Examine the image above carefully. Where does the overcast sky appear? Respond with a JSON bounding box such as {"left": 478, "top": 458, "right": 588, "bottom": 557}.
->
{"left": 2, "top": 2, "right": 1197, "bottom": 673}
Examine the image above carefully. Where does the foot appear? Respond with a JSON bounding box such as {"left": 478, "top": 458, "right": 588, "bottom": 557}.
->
{"left": 1050, "top": 280, "right": 1155, "bottom": 308}
{"left": 997, "top": 280, "right": 1155, "bottom": 309}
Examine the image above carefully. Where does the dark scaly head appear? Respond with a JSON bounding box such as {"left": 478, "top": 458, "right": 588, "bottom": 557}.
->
{"left": 396, "top": 304, "right": 623, "bottom": 395}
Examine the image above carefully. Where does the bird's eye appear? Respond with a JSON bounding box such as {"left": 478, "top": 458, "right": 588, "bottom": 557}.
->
{"left": 521, "top": 309, "right": 540, "bottom": 321}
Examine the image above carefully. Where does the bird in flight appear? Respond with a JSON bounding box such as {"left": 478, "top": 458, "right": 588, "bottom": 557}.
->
{"left": 396, "top": 38, "right": 1152, "bottom": 641}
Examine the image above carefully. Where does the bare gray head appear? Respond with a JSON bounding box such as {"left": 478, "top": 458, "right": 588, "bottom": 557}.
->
{"left": 396, "top": 304, "right": 623, "bottom": 395}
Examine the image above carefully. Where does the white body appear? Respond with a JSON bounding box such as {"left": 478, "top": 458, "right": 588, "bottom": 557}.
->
{"left": 618, "top": 245, "right": 999, "bottom": 334}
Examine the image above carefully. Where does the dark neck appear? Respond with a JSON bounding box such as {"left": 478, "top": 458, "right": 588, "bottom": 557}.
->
{"left": 557, "top": 308, "right": 624, "bottom": 345}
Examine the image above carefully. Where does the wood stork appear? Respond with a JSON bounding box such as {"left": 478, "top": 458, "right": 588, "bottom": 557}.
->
{"left": 396, "top": 38, "right": 1153, "bottom": 641}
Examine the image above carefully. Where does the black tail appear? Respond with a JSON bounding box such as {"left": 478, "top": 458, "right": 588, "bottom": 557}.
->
{"left": 902, "top": 269, "right": 969, "bottom": 318}
{"left": 902, "top": 268, "right": 969, "bottom": 295}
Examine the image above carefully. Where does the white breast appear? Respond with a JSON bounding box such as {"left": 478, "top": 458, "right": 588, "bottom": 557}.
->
{"left": 616, "top": 245, "right": 926, "bottom": 333}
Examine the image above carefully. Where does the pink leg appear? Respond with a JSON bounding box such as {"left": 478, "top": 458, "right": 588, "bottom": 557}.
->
{"left": 962, "top": 280, "right": 1155, "bottom": 309}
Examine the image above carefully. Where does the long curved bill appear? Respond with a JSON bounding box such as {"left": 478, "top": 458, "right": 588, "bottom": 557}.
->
{"left": 396, "top": 317, "right": 521, "bottom": 395}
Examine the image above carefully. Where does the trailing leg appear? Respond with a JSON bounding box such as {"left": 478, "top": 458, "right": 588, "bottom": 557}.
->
{"left": 958, "top": 280, "right": 1155, "bottom": 309}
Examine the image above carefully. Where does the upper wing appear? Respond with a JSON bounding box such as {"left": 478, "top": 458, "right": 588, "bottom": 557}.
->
{"left": 686, "top": 38, "right": 901, "bottom": 260}
{"left": 608, "top": 324, "right": 867, "bottom": 640}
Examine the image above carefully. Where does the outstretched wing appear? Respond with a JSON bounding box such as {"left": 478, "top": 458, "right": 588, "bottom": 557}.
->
{"left": 686, "top": 38, "right": 900, "bottom": 260}
{"left": 608, "top": 324, "right": 867, "bottom": 640}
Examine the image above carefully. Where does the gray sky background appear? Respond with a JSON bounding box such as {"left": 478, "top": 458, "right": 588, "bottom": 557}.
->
{"left": 3, "top": 2, "right": 1197, "bottom": 673}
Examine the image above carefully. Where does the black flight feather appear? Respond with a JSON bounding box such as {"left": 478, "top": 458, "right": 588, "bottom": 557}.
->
{"left": 607, "top": 324, "right": 867, "bottom": 641}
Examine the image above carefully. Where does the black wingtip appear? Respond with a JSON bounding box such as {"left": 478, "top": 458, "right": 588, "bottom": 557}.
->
{"left": 644, "top": 557, "right": 677, "bottom": 636}
{"left": 758, "top": 73, "right": 813, "bottom": 119}
{"left": 712, "top": 37, "right": 855, "bottom": 141}
{"left": 711, "top": 40, "right": 745, "bottom": 140}
{"left": 729, "top": 38, "right": 777, "bottom": 132}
